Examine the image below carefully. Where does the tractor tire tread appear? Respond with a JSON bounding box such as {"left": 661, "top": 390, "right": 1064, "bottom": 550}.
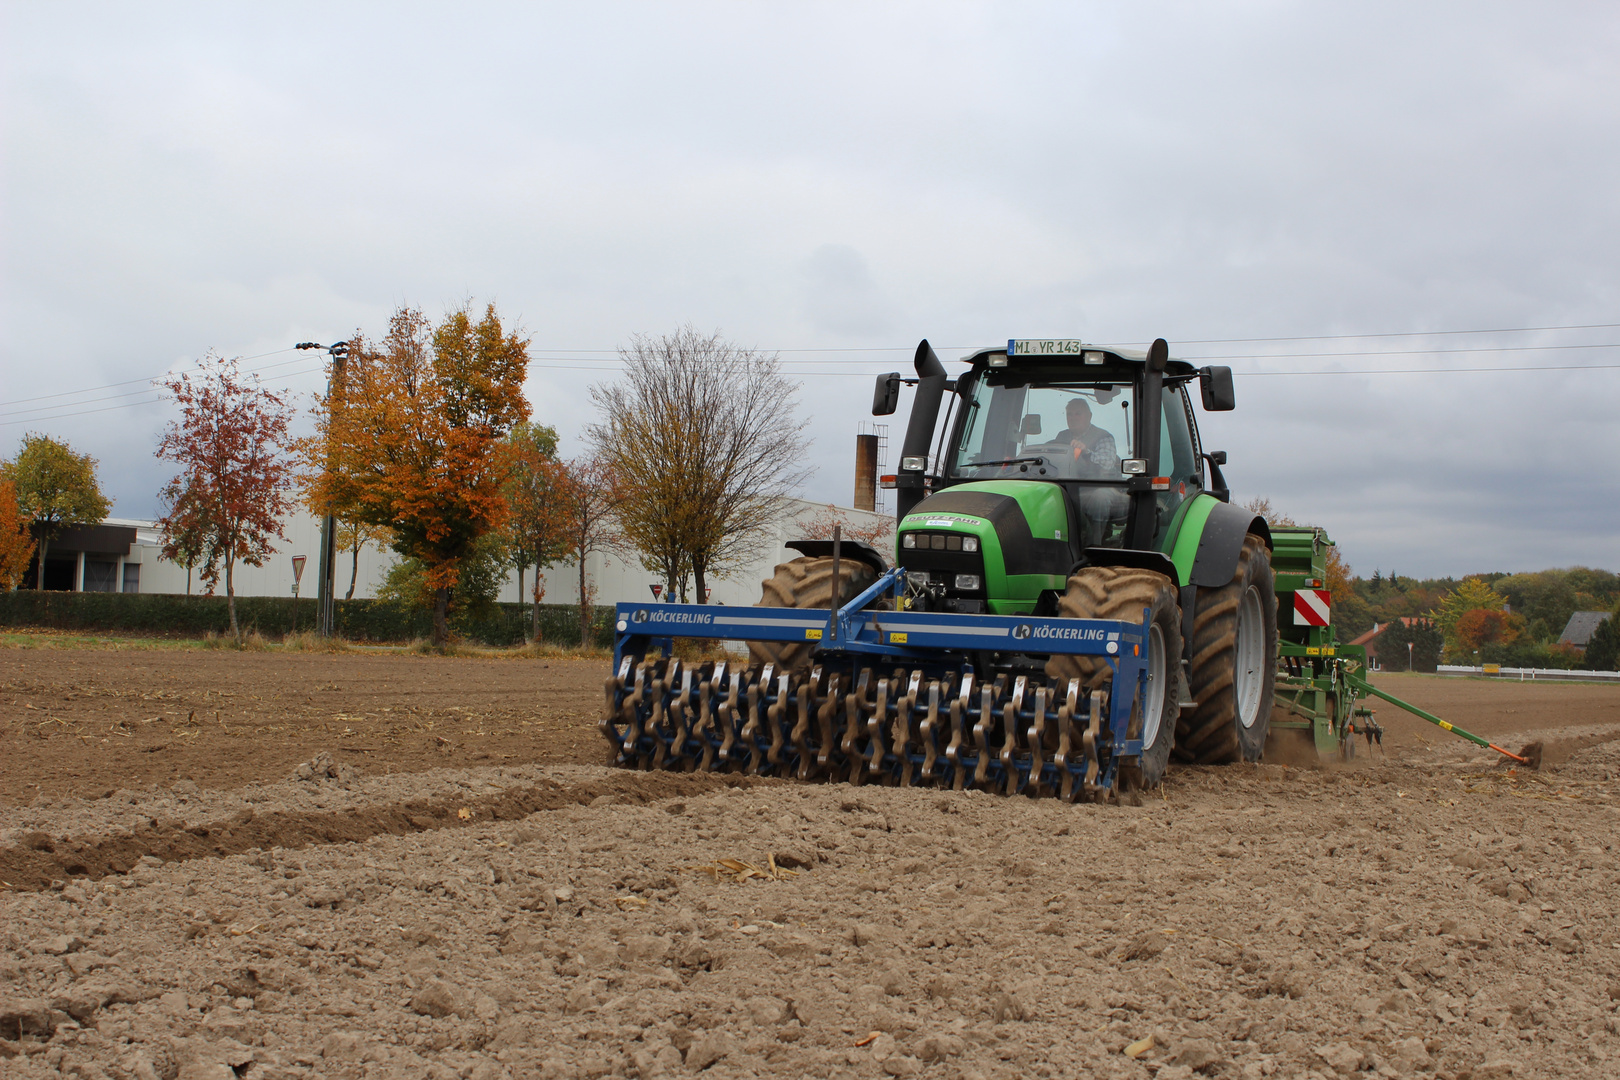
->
{"left": 1174, "top": 534, "right": 1277, "bottom": 765}
{"left": 1044, "top": 566, "right": 1181, "bottom": 789}
{"left": 747, "top": 556, "right": 881, "bottom": 674}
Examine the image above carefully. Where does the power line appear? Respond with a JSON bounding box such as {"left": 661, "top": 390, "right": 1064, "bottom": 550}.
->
{"left": 1183, "top": 342, "right": 1620, "bottom": 362}
{"left": 9, "top": 316, "right": 1620, "bottom": 405}
{"left": 530, "top": 361, "right": 1620, "bottom": 378}
{"left": 0, "top": 394, "right": 169, "bottom": 427}
{"left": 0, "top": 361, "right": 328, "bottom": 421}
{"left": 485, "top": 319, "right": 1620, "bottom": 352}
{"left": 525, "top": 339, "right": 1620, "bottom": 367}
{"left": 8, "top": 318, "right": 1619, "bottom": 425}
{"left": 1176, "top": 321, "right": 1620, "bottom": 345}
{"left": 1240, "top": 362, "right": 1620, "bottom": 376}
{"left": 0, "top": 347, "right": 304, "bottom": 409}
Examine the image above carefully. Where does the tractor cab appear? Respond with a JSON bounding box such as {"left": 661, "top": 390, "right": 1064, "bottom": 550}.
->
{"left": 875, "top": 339, "right": 1236, "bottom": 615}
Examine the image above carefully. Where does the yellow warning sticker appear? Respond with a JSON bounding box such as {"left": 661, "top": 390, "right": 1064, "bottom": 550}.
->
{"left": 1324, "top": 647, "right": 1336, "bottom": 656}
{"left": 889, "top": 632, "right": 908, "bottom": 644}
{"left": 1439, "top": 720, "right": 1454, "bottom": 732}
{"left": 1305, "top": 646, "right": 1321, "bottom": 656}
{"left": 805, "top": 628, "right": 822, "bottom": 640}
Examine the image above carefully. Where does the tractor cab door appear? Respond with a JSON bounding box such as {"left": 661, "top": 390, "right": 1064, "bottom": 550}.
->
{"left": 1148, "top": 383, "right": 1204, "bottom": 546}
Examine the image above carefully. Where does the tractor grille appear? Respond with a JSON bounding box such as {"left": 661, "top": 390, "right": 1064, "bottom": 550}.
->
{"left": 899, "top": 539, "right": 987, "bottom": 613}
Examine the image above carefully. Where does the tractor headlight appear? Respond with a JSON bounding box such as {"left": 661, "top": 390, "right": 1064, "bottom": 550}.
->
{"left": 901, "top": 533, "right": 917, "bottom": 549}
{"left": 962, "top": 536, "right": 979, "bottom": 553}
{"left": 907, "top": 571, "right": 932, "bottom": 588}
{"left": 901, "top": 456, "right": 926, "bottom": 471}
{"left": 1121, "top": 458, "right": 1148, "bottom": 475}
{"left": 954, "top": 574, "right": 981, "bottom": 591}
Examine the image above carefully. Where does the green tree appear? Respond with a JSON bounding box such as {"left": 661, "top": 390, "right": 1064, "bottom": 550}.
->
{"left": 1434, "top": 577, "right": 1510, "bottom": 660}
{"left": 1375, "top": 617, "right": 1442, "bottom": 672}
{"left": 1586, "top": 608, "right": 1620, "bottom": 672}
{"left": 377, "top": 532, "right": 507, "bottom": 632}
{"left": 3, "top": 434, "right": 111, "bottom": 590}
{"left": 499, "top": 421, "right": 569, "bottom": 641}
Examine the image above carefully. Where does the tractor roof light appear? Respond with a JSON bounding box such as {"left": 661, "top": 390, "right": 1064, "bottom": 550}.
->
{"left": 1121, "top": 458, "right": 1148, "bottom": 475}
{"left": 1083, "top": 351, "right": 1105, "bottom": 365}
{"left": 901, "top": 456, "right": 927, "bottom": 472}
{"left": 962, "top": 535, "right": 979, "bottom": 553}
{"left": 902, "top": 533, "right": 917, "bottom": 549}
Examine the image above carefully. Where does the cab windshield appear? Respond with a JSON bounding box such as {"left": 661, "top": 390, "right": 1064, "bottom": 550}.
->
{"left": 952, "top": 371, "right": 1136, "bottom": 482}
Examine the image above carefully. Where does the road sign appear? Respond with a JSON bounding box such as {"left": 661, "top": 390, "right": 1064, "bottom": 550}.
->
{"left": 292, "top": 555, "right": 307, "bottom": 584}
{"left": 1293, "top": 588, "right": 1331, "bottom": 627}
{"left": 650, "top": 584, "right": 663, "bottom": 600}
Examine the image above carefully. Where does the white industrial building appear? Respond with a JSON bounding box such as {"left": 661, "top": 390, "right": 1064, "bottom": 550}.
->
{"left": 30, "top": 499, "right": 894, "bottom": 609}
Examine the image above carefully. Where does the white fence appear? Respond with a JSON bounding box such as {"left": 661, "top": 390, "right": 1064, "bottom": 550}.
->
{"left": 1436, "top": 664, "right": 1620, "bottom": 684}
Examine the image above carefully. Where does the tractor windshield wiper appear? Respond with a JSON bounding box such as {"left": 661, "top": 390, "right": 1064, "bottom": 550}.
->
{"left": 963, "top": 456, "right": 1049, "bottom": 470}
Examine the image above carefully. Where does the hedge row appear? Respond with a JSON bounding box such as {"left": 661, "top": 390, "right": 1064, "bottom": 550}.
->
{"left": 0, "top": 590, "right": 617, "bottom": 648}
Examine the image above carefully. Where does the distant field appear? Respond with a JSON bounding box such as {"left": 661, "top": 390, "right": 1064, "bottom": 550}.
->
{"left": 5, "top": 641, "right": 1619, "bottom": 805}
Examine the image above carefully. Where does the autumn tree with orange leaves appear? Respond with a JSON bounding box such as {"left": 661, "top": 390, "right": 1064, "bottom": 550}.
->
{"left": 0, "top": 479, "right": 36, "bottom": 591}
{"left": 306, "top": 303, "right": 529, "bottom": 648}
{"left": 155, "top": 353, "right": 298, "bottom": 639}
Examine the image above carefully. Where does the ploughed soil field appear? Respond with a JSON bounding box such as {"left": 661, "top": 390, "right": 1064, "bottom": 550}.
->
{"left": 3, "top": 641, "right": 1620, "bottom": 1079}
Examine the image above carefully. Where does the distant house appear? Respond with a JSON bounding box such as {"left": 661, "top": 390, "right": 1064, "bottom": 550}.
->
{"left": 1348, "top": 617, "right": 1426, "bottom": 670}
{"left": 11, "top": 499, "right": 895, "bottom": 608}
{"left": 18, "top": 520, "right": 142, "bottom": 592}
{"left": 1558, "top": 611, "right": 1613, "bottom": 653}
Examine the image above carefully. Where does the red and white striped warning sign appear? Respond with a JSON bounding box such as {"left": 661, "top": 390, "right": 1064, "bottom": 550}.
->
{"left": 1293, "top": 588, "right": 1331, "bottom": 627}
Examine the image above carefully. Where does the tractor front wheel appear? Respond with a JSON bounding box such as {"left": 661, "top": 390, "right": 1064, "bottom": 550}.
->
{"left": 1177, "top": 533, "right": 1278, "bottom": 764}
{"left": 747, "top": 556, "right": 880, "bottom": 675}
{"left": 1044, "top": 566, "right": 1182, "bottom": 789}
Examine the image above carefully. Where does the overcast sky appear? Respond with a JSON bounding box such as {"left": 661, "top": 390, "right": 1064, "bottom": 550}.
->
{"left": 4, "top": 2, "right": 1617, "bottom": 581}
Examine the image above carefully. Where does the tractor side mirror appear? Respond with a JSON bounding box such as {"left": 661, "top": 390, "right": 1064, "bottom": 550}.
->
{"left": 872, "top": 372, "right": 901, "bottom": 416}
{"left": 1199, "top": 366, "right": 1236, "bottom": 411}
{"left": 1019, "top": 414, "right": 1042, "bottom": 436}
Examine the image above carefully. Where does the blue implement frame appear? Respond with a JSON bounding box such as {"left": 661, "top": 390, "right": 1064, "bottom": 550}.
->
{"left": 608, "top": 567, "right": 1154, "bottom": 792}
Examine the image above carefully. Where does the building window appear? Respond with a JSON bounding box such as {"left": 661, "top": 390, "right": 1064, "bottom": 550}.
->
{"left": 43, "top": 559, "right": 76, "bottom": 591}
{"left": 122, "top": 564, "right": 141, "bottom": 593}
{"left": 84, "top": 559, "right": 119, "bottom": 592}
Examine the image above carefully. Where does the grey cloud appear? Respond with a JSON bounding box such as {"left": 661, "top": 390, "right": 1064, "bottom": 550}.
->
{"left": 2, "top": 2, "right": 1617, "bottom": 578}
{"left": 799, "top": 245, "right": 897, "bottom": 338}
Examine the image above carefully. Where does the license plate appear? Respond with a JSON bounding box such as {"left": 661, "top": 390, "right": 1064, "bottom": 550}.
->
{"left": 1009, "top": 339, "right": 1086, "bottom": 356}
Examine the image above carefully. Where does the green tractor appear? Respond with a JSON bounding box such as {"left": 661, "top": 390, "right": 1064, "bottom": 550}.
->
{"left": 748, "top": 338, "right": 1277, "bottom": 788}
{"left": 603, "top": 337, "right": 1280, "bottom": 795}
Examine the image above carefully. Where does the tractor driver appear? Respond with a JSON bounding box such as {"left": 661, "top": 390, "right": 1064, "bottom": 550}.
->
{"left": 1054, "top": 398, "right": 1121, "bottom": 480}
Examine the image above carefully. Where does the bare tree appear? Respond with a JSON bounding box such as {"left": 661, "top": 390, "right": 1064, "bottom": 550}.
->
{"left": 589, "top": 326, "right": 811, "bottom": 604}
{"left": 553, "top": 457, "right": 621, "bottom": 646}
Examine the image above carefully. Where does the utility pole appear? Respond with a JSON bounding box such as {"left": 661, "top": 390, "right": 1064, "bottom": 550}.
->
{"left": 297, "top": 341, "right": 350, "bottom": 637}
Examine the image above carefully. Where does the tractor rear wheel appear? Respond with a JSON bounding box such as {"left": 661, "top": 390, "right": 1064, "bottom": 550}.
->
{"left": 747, "top": 556, "right": 880, "bottom": 674}
{"left": 1044, "top": 566, "right": 1181, "bottom": 789}
{"left": 1176, "top": 534, "right": 1278, "bottom": 764}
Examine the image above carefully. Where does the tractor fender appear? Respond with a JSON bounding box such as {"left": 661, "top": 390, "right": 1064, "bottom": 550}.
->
{"left": 784, "top": 539, "right": 890, "bottom": 578}
{"left": 1189, "top": 501, "right": 1271, "bottom": 588}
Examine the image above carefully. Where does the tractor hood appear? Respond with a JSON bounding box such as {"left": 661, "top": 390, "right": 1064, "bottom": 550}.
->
{"left": 900, "top": 482, "right": 1073, "bottom": 580}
